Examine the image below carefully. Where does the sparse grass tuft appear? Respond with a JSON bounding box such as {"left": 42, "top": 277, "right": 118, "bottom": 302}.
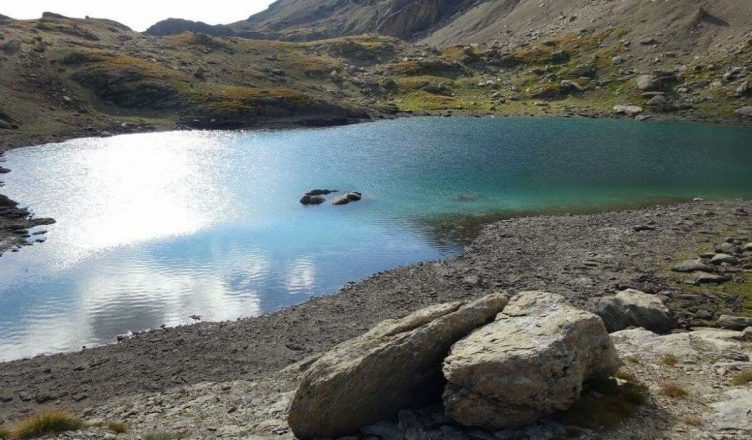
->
{"left": 107, "top": 422, "right": 129, "bottom": 434}
{"left": 661, "top": 354, "right": 679, "bottom": 367}
{"left": 731, "top": 370, "right": 752, "bottom": 386}
{"left": 684, "top": 416, "right": 703, "bottom": 427}
{"left": 659, "top": 382, "right": 689, "bottom": 398}
{"left": 143, "top": 433, "right": 188, "bottom": 440}
{"left": 624, "top": 355, "right": 640, "bottom": 364}
{"left": 0, "top": 425, "right": 10, "bottom": 440}
{"left": 614, "top": 368, "right": 637, "bottom": 383}
{"left": 11, "top": 411, "right": 84, "bottom": 439}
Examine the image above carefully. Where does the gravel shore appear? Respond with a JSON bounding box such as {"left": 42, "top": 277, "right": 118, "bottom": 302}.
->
{"left": 0, "top": 199, "right": 750, "bottom": 425}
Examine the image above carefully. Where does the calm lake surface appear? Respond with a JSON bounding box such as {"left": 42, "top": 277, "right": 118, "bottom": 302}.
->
{"left": 1, "top": 117, "right": 752, "bottom": 360}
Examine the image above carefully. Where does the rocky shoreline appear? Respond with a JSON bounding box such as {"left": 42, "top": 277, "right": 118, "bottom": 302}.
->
{"left": 0, "top": 199, "right": 750, "bottom": 438}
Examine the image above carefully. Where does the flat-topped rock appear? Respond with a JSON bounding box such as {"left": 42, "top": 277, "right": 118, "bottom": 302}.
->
{"left": 672, "top": 258, "right": 714, "bottom": 273}
{"left": 711, "top": 253, "right": 738, "bottom": 265}
{"left": 442, "top": 291, "right": 620, "bottom": 430}
{"left": 718, "top": 315, "right": 752, "bottom": 331}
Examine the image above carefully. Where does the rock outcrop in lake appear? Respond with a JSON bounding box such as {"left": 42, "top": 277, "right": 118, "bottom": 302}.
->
{"left": 331, "top": 192, "right": 362, "bottom": 205}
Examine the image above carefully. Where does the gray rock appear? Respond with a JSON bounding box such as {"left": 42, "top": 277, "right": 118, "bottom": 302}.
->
{"left": 611, "top": 56, "right": 624, "bottom": 65}
{"left": 300, "top": 195, "right": 325, "bottom": 205}
{"left": 612, "top": 327, "right": 749, "bottom": 364}
{"left": 635, "top": 74, "right": 661, "bottom": 91}
{"left": 560, "top": 80, "right": 585, "bottom": 92}
{"left": 442, "top": 291, "right": 620, "bottom": 430}
{"left": 692, "top": 271, "right": 728, "bottom": 284}
{"left": 287, "top": 293, "right": 508, "bottom": 439}
{"left": 711, "top": 253, "right": 738, "bottom": 265}
{"left": 613, "top": 105, "right": 643, "bottom": 116}
{"left": 735, "top": 106, "right": 752, "bottom": 118}
{"left": 332, "top": 192, "right": 362, "bottom": 205}
{"left": 716, "top": 242, "right": 736, "bottom": 254}
{"left": 736, "top": 80, "right": 749, "bottom": 96}
{"left": 570, "top": 64, "right": 595, "bottom": 78}
{"left": 672, "top": 258, "right": 714, "bottom": 273}
{"left": 718, "top": 315, "right": 752, "bottom": 331}
{"left": 706, "top": 389, "right": 752, "bottom": 431}
{"left": 594, "top": 289, "right": 674, "bottom": 334}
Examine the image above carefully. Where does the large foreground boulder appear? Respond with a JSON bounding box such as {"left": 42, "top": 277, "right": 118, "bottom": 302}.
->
{"left": 442, "top": 292, "right": 620, "bottom": 430}
{"left": 594, "top": 289, "right": 674, "bottom": 334}
{"left": 287, "top": 293, "right": 508, "bottom": 439}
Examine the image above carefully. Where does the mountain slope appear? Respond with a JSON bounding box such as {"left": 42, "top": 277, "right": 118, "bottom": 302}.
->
{"left": 229, "top": 0, "right": 478, "bottom": 41}
{"left": 230, "top": 0, "right": 752, "bottom": 53}
{"left": 145, "top": 18, "right": 236, "bottom": 37}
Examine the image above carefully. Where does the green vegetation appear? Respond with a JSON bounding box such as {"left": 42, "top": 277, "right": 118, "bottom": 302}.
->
{"left": 731, "top": 370, "right": 752, "bottom": 386}
{"left": 614, "top": 368, "right": 637, "bottom": 383}
{"left": 659, "top": 382, "right": 688, "bottom": 399}
{"left": 10, "top": 411, "right": 84, "bottom": 439}
{"left": 0, "top": 426, "right": 10, "bottom": 440}
{"left": 143, "top": 432, "right": 188, "bottom": 440}
{"left": 558, "top": 376, "right": 649, "bottom": 429}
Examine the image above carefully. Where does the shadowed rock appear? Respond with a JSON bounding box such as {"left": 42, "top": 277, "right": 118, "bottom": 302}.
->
{"left": 594, "top": 289, "right": 674, "bottom": 334}
{"left": 442, "top": 291, "right": 620, "bottom": 430}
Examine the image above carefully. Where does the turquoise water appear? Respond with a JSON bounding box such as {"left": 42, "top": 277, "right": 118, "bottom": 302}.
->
{"left": 1, "top": 117, "right": 751, "bottom": 360}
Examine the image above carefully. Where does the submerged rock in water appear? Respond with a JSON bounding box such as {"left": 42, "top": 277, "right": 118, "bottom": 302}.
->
{"left": 454, "top": 192, "right": 480, "bottom": 202}
{"left": 442, "top": 291, "right": 620, "bottom": 430}
{"left": 287, "top": 293, "right": 508, "bottom": 439}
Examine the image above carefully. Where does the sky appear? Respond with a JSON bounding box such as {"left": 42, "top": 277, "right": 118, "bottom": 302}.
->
{"left": 0, "top": 1, "right": 275, "bottom": 32}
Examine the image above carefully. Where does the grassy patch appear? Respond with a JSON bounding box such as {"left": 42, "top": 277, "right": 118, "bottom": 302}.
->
{"left": 11, "top": 411, "right": 84, "bottom": 439}
{"left": 731, "top": 370, "right": 752, "bottom": 386}
{"left": 624, "top": 355, "right": 640, "bottom": 364}
{"left": 107, "top": 422, "right": 129, "bottom": 434}
{"left": 615, "top": 368, "right": 637, "bottom": 383}
{"left": 659, "top": 382, "right": 689, "bottom": 399}
{"left": 557, "top": 376, "right": 649, "bottom": 429}
{"left": 0, "top": 426, "right": 10, "bottom": 440}
{"left": 143, "top": 433, "right": 188, "bottom": 440}
{"left": 684, "top": 416, "right": 703, "bottom": 427}
{"left": 661, "top": 354, "right": 679, "bottom": 367}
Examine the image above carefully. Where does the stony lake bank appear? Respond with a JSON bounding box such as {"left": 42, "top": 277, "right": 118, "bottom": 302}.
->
{"left": 0, "top": 199, "right": 751, "bottom": 439}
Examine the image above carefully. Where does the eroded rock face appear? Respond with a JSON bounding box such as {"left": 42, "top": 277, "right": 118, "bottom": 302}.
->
{"left": 287, "top": 293, "right": 508, "bottom": 439}
{"left": 594, "top": 289, "right": 674, "bottom": 334}
{"left": 442, "top": 291, "right": 620, "bottom": 430}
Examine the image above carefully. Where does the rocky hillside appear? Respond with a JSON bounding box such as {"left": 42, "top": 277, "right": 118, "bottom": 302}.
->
{"left": 230, "top": 0, "right": 477, "bottom": 41}
{"left": 230, "top": 0, "right": 752, "bottom": 51}
{"left": 144, "top": 18, "right": 236, "bottom": 37}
